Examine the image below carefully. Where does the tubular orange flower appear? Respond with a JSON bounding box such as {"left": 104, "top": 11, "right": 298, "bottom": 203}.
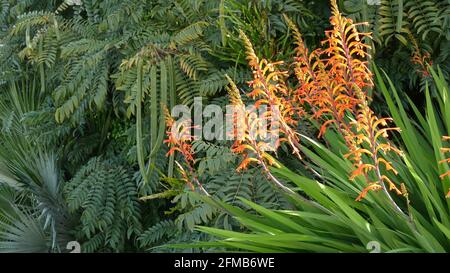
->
{"left": 346, "top": 102, "right": 404, "bottom": 204}
{"left": 440, "top": 171, "right": 450, "bottom": 180}
{"left": 440, "top": 136, "right": 450, "bottom": 198}
{"left": 225, "top": 76, "right": 293, "bottom": 195}
{"left": 323, "top": 0, "right": 373, "bottom": 97}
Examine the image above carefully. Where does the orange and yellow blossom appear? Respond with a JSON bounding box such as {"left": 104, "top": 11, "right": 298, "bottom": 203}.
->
{"left": 163, "top": 106, "right": 208, "bottom": 195}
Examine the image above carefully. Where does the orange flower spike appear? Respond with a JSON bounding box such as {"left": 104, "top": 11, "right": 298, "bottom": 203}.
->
{"left": 340, "top": 72, "right": 405, "bottom": 203}
{"left": 283, "top": 14, "right": 323, "bottom": 104}
{"left": 225, "top": 76, "right": 270, "bottom": 170}
{"left": 324, "top": 0, "right": 373, "bottom": 97}
{"left": 225, "top": 76, "right": 297, "bottom": 196}
{"left": 175, "top": 161, "right": 195, "bottom": 192}
{"left": 163, "top": 105, "right": 210, "bottom": 195}
{"left": 440, "top": 171, "right": 450, "bottom": 179}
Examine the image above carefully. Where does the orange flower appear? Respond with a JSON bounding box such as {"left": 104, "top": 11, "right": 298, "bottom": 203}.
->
{"left": 440, "top": 171, "right": 450, "bottom": 180}
{"left": 164, "top": 107, "right": 195, "bottom": 164}
{"left": 226, "top": 75, "right": 283, "bottom": 172}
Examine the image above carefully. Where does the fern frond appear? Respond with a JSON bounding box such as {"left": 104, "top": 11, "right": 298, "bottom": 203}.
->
{"left": 138, "top": 220, "right": 178, "bottom": 247}
{"left": 378, "top": 0, "right": 409, "bottom": 45}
